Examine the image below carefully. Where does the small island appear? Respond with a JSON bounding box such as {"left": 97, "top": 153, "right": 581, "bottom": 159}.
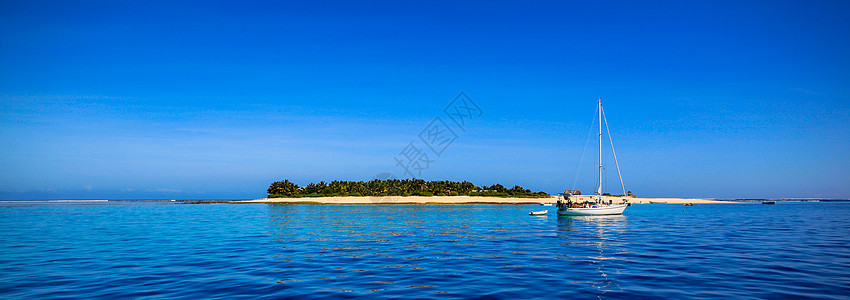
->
{"left": 241, "top": 179, "right": 731, "bottom": 205}
{"left": 267, "top": 179, "right": 550, "bottom": 198}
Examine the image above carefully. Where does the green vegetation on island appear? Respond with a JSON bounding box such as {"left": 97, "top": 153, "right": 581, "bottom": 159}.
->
{"left": 267, "top": 179, "right": 550, "bottom": 198}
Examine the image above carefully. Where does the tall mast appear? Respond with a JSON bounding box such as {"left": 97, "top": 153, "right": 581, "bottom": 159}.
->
{"left": 597, "top": 98, "right": 603, "bottom": 199}
{"left": 602, "top": 104, "right": 627, "bottom": 196}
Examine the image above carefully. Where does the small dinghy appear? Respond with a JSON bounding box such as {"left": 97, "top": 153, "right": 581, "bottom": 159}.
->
{"left": 762, "top": 201, "right": 776, "bottom": 205}
{"left": 529, "top": 210, "right": 548, "bottom": 215}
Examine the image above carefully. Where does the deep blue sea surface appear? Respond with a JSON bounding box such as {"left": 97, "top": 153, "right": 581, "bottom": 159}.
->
{"left": 1, "top": 202, "right": 848, "bottom": 299}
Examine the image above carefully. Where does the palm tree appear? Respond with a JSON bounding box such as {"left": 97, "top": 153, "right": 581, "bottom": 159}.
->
{"left": 268, "top": 179, "right": 300, "bottom": 196}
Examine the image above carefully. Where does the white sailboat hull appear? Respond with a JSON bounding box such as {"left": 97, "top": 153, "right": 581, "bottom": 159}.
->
{"left": 558, "top": 204, "right": 627, "bottom": 216}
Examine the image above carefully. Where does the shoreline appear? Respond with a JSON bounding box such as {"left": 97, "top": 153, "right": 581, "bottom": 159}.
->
{"left": 239, "top": 195, "right": 733, "bottom": 205}
{"left": 4, "top": 198, "right": 844, "bottom": 204}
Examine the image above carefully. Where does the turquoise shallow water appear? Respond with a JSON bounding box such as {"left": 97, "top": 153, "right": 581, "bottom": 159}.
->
{"left": 1, "top": 202, "right": 848, "bottom": 299}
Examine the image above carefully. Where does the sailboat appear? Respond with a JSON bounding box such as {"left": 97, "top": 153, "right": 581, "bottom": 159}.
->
{"left": 557, "top": 98, "right": 629, "bottom": 216}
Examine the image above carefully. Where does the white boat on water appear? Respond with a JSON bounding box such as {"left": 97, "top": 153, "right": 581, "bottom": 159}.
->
{"left": 529, "top": 210, "right": 548, "bottom": 215}
{"left": 558, "top": 98, "right": 629, "bottom": 216}
{"left": 560, "top": 203, "right": 626, "bottom": 216}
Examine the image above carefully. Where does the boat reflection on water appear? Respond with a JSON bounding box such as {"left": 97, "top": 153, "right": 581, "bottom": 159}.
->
{"left": 266, "top": 203, "right": 634, "bottom": 297}
{"left": 557, "top": 215, "right": 628, "bottom": 230}
{"left": 557, "top": 215, "right": 629, "bottom": 297}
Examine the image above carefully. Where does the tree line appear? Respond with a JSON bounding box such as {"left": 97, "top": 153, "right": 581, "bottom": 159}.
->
{"left": 267, "top": 179, "right": 549, "bottom": 198}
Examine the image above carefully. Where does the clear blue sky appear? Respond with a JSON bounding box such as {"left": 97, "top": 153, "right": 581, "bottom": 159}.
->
{"left": 1, "top": 0, "right": 848, "bottom": 199}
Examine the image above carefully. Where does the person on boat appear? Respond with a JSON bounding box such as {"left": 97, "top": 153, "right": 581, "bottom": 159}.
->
{"left": 560, "top": 194, "right": 571, "bottom": 209}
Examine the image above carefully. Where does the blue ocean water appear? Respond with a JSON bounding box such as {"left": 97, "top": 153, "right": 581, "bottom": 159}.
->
{"left": 1, "top": 202, "right": 848, "bottom": 299}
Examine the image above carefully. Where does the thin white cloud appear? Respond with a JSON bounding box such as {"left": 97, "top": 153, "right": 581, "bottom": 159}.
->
{"left": 791, "top": 88, "right": 820, "bottom": 96}
{"left": 147, "top": 188, "right": 182, "bottom": 193}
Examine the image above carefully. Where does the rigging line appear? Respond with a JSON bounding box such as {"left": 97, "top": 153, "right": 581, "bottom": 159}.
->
{"left": 602, "top": 165, "right": 610, "bottom": 194}
{"left": 601, "top": 105, "right": 627, "bottom": 196}
{"left": 602, "top": 156, "right": 607, "bottom": 194}
{"left": 571, "top": 103, "right": 598, "bottom": 191}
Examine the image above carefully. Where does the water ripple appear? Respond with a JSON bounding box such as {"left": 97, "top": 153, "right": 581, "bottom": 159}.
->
{"left": 1, "top": 202, "right": 849, "bottom": 298}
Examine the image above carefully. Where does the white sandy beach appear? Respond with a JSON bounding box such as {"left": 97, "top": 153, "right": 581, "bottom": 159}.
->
{"left": 245, "top": 195, "right": 731, "bottom": 204}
